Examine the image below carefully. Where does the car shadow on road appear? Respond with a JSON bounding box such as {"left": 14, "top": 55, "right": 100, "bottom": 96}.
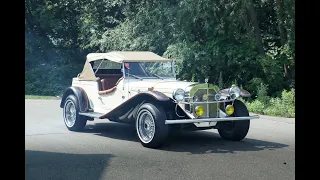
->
{"left": 25, "top": 150, "right": 114, "bottom": 180}
{"left": 83, "top": 122, "right": 289, "bottom": 154}
{"left": 161, "top": 131, "right": 289, "bottom": 154}
{"left": 84, "top": 122, "right": 139, "bottom": 142}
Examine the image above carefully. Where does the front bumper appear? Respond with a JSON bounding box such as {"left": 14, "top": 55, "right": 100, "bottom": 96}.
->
{"left": 165, "top": 115, "right": 259, "bottom": 124}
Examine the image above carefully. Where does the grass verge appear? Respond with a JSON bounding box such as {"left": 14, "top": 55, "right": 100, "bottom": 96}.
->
{"left": 25, "top": 95, "right": 57, "bottom": 100}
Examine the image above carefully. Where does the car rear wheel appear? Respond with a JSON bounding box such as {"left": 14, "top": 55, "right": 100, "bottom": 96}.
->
{"left": 136, "top": 103, "right": 168, "bottom": 148}
{"left": 217, "top": 100, "right": 250, "bottom": 141}
{"left": 63, "top": 94, "right": 87, "bottom": 131}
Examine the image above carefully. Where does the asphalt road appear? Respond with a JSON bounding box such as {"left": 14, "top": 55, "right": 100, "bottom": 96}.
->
{"left": 25, "top": 99, "right": 295, "bottom": 180}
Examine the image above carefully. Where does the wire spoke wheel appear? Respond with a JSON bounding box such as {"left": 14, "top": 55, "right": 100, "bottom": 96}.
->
{"left": 137, "top": 110, "right": 156, "bottom": 143}
{"left": 62, "top": 95, "right": 87, "bottom": 131}
{"left": 64, "top": 99, "right": 77, "bottom": 127}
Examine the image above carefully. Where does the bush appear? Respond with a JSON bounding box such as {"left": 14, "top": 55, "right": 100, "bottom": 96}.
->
{"left": 25, "top": 63, "right": 82, "bottom": 96}
{"left": 246, "top": 100, "right": 265, "bottom": 114}
{"left": 246, "top": 78, "right": 264, "bottom": 98}
{"left": 245, "top": 88, "right": 295, "bottom": 118}
{"left": 263, "top": 89, "right": 295, "bottom": 117}
{"left": 256, "top": 82, "right": 269, "bottom": 104}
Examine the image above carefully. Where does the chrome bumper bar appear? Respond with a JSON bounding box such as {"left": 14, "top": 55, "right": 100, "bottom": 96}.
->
{"left": 165, "top": 115, "right": 259, "bottom": 124}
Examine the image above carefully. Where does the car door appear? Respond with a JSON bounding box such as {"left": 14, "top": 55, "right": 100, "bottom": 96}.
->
{"left": 99, "top": 79, "right": 125, "bottom": 111}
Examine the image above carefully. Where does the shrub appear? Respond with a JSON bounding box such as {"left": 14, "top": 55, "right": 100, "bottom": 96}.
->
{"left": 246, "top": 77, "right": 264, "bottom": 98}
{"left": 247, "top": 100, "right": 265, "bottom": 114}
{"left": 245, "top": 88, "right": 295, "bottom": 118}
{"left": 25, "top": 63, "right": 82, "bottom": 96}
{"left": 263, "top": 88, "right": 295, "bottom": 117}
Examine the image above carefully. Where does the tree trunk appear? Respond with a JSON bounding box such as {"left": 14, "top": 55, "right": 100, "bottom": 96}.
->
{"left": 275, "top": 0, "right": 287, "bottom": 45}
{"left": 246, "top": 0, "right": 264, "bottom": 55}
{"left": 275, "top": 0, "right": 290, "bottom": 77}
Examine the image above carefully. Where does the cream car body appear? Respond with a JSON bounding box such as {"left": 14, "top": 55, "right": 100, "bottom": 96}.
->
{"left": 60, "top": 51, "right": 259, "bottom": 148}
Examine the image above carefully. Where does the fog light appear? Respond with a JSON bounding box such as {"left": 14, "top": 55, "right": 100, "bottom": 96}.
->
{"left": 225, "top": 105, "right": 234, "bottom": 115}
{"left": 195, "top": 106, "right": 205, "bottom": 117}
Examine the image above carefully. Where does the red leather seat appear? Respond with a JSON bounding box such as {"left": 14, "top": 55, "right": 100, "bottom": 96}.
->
{"left": 98, "top": 74, "right": 122, "bottom": 90}
{"left": 96, "top": 78, "right": 103, "bottom": 91}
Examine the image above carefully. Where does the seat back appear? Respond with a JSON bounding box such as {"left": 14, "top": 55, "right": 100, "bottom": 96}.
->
{"left": 98, "top": 74, "right": 123, "bottom": 90}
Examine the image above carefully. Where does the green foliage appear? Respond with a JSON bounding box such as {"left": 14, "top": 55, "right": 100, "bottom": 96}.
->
{"left": 256, "top": 82, "right": 269, "bottom": 104}
{"left": 260, "top": 42, "right": 295, "bottom": 94}
{"left": 25, "top": 0, "right": 295, "bottom": 103}
{"left": 246, "top": 88, "right": 295, "bottom": 118}
{"left": 25, "top": 63, "right": 81, "bottom": 96}
{"left": 25, "top": 95, "right": 57, "bottom": 99}
{"left": 246, "top": 100, "right": 265, "bottom": 114}
{"left": 246, "top": 77, "right": 264, "bottom": 98}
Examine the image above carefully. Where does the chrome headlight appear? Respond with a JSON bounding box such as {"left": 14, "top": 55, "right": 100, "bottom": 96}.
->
{"left": 229, "top": 85, "right": 240, "bottom": 99}
{"left": 193, "top": 95, "right": 199, "bottom": 102}
{"left": 215, "top": 93, "right": 221, "bottom": 101}
{"left": 173, "top": 88, "right": 185, "bottom": 101}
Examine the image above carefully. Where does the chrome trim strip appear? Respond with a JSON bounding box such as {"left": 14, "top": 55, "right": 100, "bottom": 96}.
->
{"left": 178, "top": 99, "right": 234, "bottom": 104}
{"left": 165, "top": 115, "right": 259, "bottom": 124}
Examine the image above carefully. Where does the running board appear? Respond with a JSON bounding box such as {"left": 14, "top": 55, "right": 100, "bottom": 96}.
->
{"left": 79, "top": 112, "right": 104, "bottom": 118}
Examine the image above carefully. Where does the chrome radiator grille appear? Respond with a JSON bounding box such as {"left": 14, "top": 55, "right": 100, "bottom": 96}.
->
{"left": 184, "top": 85, "right": 220, "bottom": 118}
{"left": 193, "top": 88, "right": 219, "bottom": 118}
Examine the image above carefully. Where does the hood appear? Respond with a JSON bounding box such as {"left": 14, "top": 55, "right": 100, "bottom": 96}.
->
{"left": 127, "top": 79, "right": 198, "bottom": 97}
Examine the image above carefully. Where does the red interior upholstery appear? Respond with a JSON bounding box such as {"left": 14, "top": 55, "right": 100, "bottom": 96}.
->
{"left": 96, "top": 74, "right": 122, "bottom": 91}
{"left": 96, "top": 78, "right": 103, "bottom": 91}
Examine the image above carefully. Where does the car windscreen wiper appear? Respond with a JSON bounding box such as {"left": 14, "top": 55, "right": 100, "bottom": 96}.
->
{"left": 126, "top": 73, "right": 142, "bottom": 80}
{"left": 149, "top": 73, "right": 163, "bottom": 79}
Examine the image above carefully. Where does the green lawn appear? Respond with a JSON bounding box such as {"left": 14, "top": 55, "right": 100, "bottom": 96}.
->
{"left": 25, "top": 95, "right": 57, "bottom": 99}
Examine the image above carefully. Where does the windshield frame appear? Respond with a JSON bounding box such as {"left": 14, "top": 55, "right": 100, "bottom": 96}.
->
{"left": 122, "top": 61, "right": 176, "bottom": 80}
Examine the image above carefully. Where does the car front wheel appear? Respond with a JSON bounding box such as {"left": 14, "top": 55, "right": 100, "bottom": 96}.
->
{"left": 217, "top": 100, "right": 250, "bottom": 141}
{"left": 63, "top": 94, "right": 87, "bottom": 131}
{"left": 136, "top": 103, "right": 168, "bottom": 148}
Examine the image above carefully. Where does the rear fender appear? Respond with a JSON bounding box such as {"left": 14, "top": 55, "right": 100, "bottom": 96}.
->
{"left": 60, "top": 87, "right": 91, "bottom": 113}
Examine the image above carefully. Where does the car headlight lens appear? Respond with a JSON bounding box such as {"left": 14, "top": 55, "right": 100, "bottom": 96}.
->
{"left": 215, "top": 93, "right": 221, "bottom": 101}
{"left": 193, "top": 95, "right": 199, "bottom": 102}
{"left": 229, "top": 85, "right": 240, "bottom": 99}
{"left": 195, "top": 106, "right": 205, "bottom": 117}
{"left": 173, "top": 88, "right": 185, "bottom": 101}
{"left": 225, "top": 105, "right": 234, "bottom": 115}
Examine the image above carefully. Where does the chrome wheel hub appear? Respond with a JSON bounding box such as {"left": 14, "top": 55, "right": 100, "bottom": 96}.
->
{"left": 64, "top": 100, "right": 76, "bottom": 127}
{"left": 136, "top": 110, "right": 155, "bottom": 143}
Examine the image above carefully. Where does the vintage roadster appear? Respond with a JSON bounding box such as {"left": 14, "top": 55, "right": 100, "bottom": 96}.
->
{"left": 60, "top": 51, "right": 259, "bottom": 148}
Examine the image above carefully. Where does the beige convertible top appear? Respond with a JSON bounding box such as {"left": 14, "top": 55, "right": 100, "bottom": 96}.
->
{"left": 78, "top": 51, "right": 170, "bottom": 80}
{"left": 86, "top": 51, "right": 170, "bottom": 62}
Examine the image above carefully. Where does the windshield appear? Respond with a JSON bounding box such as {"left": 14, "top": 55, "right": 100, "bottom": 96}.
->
{"left": 124, "top": 61, "right": 176, "bottom": 79}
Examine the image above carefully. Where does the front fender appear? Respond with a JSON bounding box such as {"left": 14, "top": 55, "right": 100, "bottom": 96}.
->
{"left": 60, "top": 86, "right": 91, "bottom": 112}
{"left": 99, "top": 90, "right": 186, "bottom": 123}
{"left": 219, "top": 88, "right": 251, "bottom": 97}
{"left": 137, "top": 90, "right": 171, "bottom": 101}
